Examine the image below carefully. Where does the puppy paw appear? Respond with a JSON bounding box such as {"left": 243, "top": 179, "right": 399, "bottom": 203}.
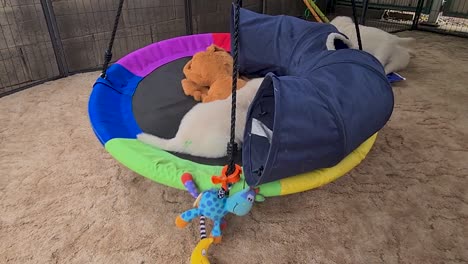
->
{"left": 136, "top": 133, "right": 150, "bottom": 141}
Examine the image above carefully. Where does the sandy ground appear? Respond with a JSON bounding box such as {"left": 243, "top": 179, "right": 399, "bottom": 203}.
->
{"left": 1, "top": 31, "right": 467, "bottom": 264}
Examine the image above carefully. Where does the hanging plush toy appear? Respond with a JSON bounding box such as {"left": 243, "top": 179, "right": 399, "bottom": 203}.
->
{"left": 181, "top": 173, "right": 228, "bottom": 235}
{"left": 176, "top": 168, "right": 257, "bottom": 244}
{"left": 178, "top": 161, "right": 258, "bottom": 263}
{"left": 176, "top": 185, "right": 257, "bottom": 243}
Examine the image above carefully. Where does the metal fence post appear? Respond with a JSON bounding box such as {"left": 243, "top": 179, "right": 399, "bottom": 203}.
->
{"left": 412, "top": 0, "right": 426, "bottom": 29}
{"left": 40, "top": 0, "right": 69, "bottom": 77}
{"left": 360, "top": 0, "right": 370, "bottom": 25}
{"left": 426, "top": 0, "right": 444, "bottom": 24}
{"left": 184, "top": 0, "right": 193, "bottom": 35}
{"left": 261, "top": 0, "right": 267, "bottom": 14}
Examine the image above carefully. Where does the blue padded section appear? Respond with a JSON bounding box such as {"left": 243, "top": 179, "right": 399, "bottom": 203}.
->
{"left": 236, "top": 6, "right": 395, "bottom": 186}
{"left": 88, "top": 64, "right": 143, "bottom": 145}
{"left": 103, "top": 63, "right": 143, "bottom": 96}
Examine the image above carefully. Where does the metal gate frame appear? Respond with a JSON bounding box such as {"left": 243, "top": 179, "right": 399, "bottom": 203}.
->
{"left": 337, "top": 0, "right": 432, "bottom": 13}
{"left": 39, "top": 0, "right": 197, "bottom": 79}
{"left": 40, "top": 0, "right": 68, "bottom": 78}
{"left": 1, "top": 0, "right": 64, "bottom": 97}
{"left": 1, "top": 0, "right": 196, "bottom": 97}
{"left": 335, "top": 0, "right": 467, "bottom": 37}
{"left": 1, "top": 0, "right": 466, "bottom": 98}
{"left": 442, "top": 0, "right": 468, "bottom": 18}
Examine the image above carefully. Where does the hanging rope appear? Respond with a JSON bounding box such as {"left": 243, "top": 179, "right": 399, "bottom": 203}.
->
{"left": 101, "top": 0, "right": 125, "bottom": 78}
{"left": 210, "top": 0, "right": 243, "bottom": 195}
{"left": 227, "top": 0, "right": 242, "bottom": 176}
{"left": 350, "top": 0, "right": 363, "bottom": 50}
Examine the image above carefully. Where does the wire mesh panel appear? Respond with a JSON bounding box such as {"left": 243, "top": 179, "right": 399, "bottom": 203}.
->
{"left": 262, "top": 0, "right": 307, "bottom": 16}
{"left": 416, "top": 0, "right": 468, "bottom": 37}
{"left": 3, "top": 0, "right": 465, "bottom": 97}
{"left": 444, "top": 0, "right": 468, "bottom": 18}
{"left": 190, "top": 0, "right": 306, "bottom": 34}
{"left": 0, "top": 0, "right": 59, "bottom": 97}
{"left": 333, "top": 0, "right": 468, "bottom": 36}
{"left": 51, "top": 0, "right": 187, "bottom": 73}
{"left": 333, "top": 0, "right": 426, "bottom": 32}
{"left": 366, "top": 8, "right": 417, "bottom": 32}
{"left": 190, "top": 0, "right": 262, "bottom": 34}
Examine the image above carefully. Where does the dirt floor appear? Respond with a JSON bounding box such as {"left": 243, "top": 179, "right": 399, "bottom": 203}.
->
{"left": 1, "top": 31, "right": 467, "bottom": 264}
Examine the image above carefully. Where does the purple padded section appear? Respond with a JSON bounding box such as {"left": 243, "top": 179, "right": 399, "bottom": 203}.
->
{"left": 116, "top": 34, "right": 214, "bottom": 77}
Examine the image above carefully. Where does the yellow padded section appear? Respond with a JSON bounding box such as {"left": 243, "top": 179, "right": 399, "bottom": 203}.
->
{"left": 279, "top": 133, "right": 377, "bottom": 195}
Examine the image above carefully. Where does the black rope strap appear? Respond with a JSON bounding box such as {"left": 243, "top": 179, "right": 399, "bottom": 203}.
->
{"left": 350, "top": 0, "right": 363, "bottom": 50}
{"left": 101, "top": 0, "right": 125, "bottom": 78}
{"left": 227, "top": 0, "right": 242, "bottom": 176}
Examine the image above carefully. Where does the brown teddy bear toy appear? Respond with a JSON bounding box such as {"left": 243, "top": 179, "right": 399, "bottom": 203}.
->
{"left": 181, "top": 44, "right": 248, "bottom": 103}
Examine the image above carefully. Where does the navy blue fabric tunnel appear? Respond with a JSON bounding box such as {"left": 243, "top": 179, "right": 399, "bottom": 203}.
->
{"left": 232, "top": 6, "right": 395, "bottom": 186}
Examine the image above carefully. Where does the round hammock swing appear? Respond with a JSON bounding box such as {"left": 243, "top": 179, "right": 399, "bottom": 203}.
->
{"left": 88, "top": 0, "right": 393, "bottom": 198}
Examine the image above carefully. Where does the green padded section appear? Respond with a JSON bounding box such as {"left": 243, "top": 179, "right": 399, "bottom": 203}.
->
{"left": 105, "top": 138, "right": 281, "bottom": 196}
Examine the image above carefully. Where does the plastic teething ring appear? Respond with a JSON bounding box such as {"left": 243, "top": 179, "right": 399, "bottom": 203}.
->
{"left": 211, "top": 164, "right": 242, "bottom": 191}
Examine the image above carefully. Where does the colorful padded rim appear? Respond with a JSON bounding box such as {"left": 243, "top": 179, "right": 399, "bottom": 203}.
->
{"left": 88, "top": 33, "right": 378, "bottom": 197}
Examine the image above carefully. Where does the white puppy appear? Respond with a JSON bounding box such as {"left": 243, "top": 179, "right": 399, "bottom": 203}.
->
{"left": 137, "top": 77, "right": 265, "bottom": 158}
{"left": 330, "top": 16, "right": 415, "bottom": 74}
